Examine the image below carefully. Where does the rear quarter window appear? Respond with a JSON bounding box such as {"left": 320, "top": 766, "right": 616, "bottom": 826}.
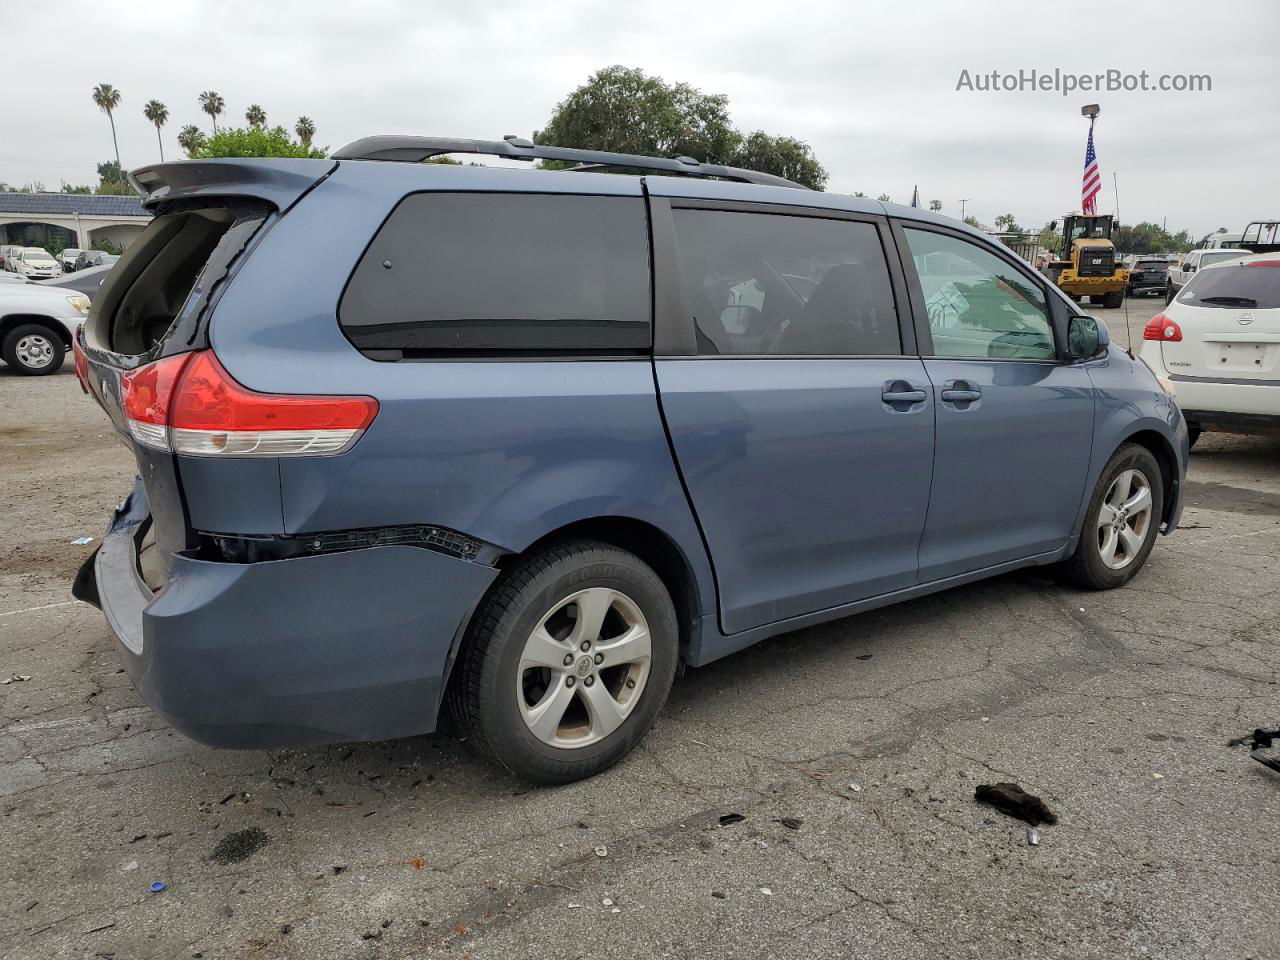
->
{"left": 339, "top": 193, "right": 651, "bottom": 356}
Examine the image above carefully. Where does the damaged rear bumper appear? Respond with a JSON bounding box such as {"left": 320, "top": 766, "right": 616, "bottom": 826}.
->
{"left": 75, "top": 479, "right": 498, "bottom": 748}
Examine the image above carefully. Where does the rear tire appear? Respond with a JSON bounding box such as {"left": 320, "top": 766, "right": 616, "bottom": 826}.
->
{"left": 1062, "top": 444, "right": 1164, "bottom": 590}
{"left": 1102, "top": 291, "right": 1124, "bottom": 309}
{"left": 449, "top": 540, "right": 679, "bottom": 784}
{"left": 2, "top": 323, "right": 65, "bottom": 375}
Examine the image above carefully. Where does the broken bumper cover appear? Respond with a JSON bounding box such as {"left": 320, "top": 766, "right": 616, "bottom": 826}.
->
{"left": 76, "top": 480, "right": 498, "bottom": 748}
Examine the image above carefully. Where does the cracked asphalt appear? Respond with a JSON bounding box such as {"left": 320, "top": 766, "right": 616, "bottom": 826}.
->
{"left": 2, "top": 301, "right": 1278, "bottom": 960}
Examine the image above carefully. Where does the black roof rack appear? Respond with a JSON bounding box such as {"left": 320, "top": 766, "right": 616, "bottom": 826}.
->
{"left": 330, "top": 135, "right": 808, "bottom": 190}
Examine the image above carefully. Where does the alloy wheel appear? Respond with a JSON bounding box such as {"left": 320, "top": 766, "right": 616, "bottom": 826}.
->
{"left": 516, "top": 587, "right": 652, "bottom": 748}
{"left": 1096, "top": 468, "right": 1154, "bottom": 570}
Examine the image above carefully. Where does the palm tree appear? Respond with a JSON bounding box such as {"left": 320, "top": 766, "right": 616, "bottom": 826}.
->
{"left": 143, "top": 100, "right": 169, "bottom": 162}
{"left": 199, "top": 90, "right": 225, "bottom": 134}
{"left": 295, "top": 116, "right": 315, "bottom": 148}
{"left": 929, "top": 199, "right": 942, "bottom": 212}
{"left": 177, "top": 125, "right": 205, "bottom": 158}
{"left": 91, "top": 84, "right": 123, "bottom": 175}
{"left": 246, "top": 104, "right": 266, "bottom": 128}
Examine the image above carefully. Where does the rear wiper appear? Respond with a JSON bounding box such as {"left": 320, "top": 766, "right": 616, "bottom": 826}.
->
{"left": 1199, "top": 296, "right": 1258, "bottom": 306}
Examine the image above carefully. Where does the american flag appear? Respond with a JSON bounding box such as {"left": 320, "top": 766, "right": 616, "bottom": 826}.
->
{"left": 1081, "top": 127, "right": 1101, "bottom": 214}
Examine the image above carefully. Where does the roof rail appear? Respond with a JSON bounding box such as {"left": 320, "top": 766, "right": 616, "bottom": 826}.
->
{"left": 330, "top": 135, "right": 809, "bottom": 190}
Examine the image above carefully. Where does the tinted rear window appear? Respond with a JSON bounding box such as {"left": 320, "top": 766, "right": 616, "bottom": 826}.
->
{"left": 1178, "top": 261, "right": 1280, "bottom": 309}
{"left": 340, "top": 193, "right": 651, "bottom": 356}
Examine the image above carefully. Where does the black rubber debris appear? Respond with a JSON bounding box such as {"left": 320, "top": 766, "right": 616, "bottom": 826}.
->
{"left": 1228, "top": 728, "right": 1280, "bottom": 749}
{"left": 974, "top": 783, "right": 1057, "bottom": 825}
{"left": 718, "top": 813, "right": 745, "bottom": 826}
{"left": 774, "top": 817, "right": 803, "bottom": 830}
{"left": 210, "top": 827, "right": 271, "bottom": 865}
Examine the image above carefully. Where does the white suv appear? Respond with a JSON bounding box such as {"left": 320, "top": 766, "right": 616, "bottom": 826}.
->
{"left": 0, "top": 283, "right": 90, "bottom": 374}
{"left": 1141, "top": 252, "right": 1280, "bottom": 446}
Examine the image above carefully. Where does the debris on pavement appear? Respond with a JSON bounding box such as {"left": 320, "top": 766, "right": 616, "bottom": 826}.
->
{"left": 974, "top": 782, "right": 1058, "bottom": 825}
{"left": 149, "top": 881, "right": 166, "bottom": 893}
{"left": 711, "top": 891, "right": 726, "bottom": 899}
{"left": 849, "top": 783, "right": 862, "bottom": 793}
{"left": 210, "top": 827, "right": 271, "bottom": 865}
{"left": 1228, "top": 727, "right": 1280, "bottom": 749}
{"left": 855, "top": 654, "right": 873, "bottom": 661}
{"left": 759, "top": 887, "right": 773, "bottom": 896}
{"left": 593, "top": 845, "right": 608, "bottom": 858}
{"left": 1027, "top": 826, "right": 1040, "bottom": 846}
{"left": 1, "top": 674, "right": 31, "bottom": 684}
{"left": 774, "top": 817, "right": 803, "bottom": 830}
{"left": 602, "top": 898, "right": 613, "bottom": 906}
{"left": 72, "top": 536, "right": 95, "bottom": 545}
{"left": 718, "top": 813, "right": 745, "bottom": 826}
{"left": 1152, "top": 772, "right": 1164, "bottom": 780}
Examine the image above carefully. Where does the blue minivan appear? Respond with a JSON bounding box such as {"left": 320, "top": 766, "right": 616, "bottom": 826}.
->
{"left": 73, "top": 137, "right": 1187, "bottom": 783}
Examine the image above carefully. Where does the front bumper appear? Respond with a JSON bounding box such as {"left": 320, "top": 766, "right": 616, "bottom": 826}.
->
{"left": 75, "top": 480, "right": 498, "bottom": 748}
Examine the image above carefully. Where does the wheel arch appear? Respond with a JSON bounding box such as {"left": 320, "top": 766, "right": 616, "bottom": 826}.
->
{"left": 437, "top": 514, "right": 708, "bottom": 723}
{"left": 0, "top": 313, "right": 72, "bottom": 348}
{"left": 1118, "top": 428, "right": 1180, "bottom": 529}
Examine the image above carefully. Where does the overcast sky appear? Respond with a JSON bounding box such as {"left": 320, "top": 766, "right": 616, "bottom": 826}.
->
{"left": 2, "top": 0, "right": 1275, "bottom": 239}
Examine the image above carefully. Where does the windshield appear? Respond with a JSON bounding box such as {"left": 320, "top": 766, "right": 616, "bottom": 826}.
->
{"left": 1178, "top": 261, "right": 1280, "bottom": 309}
{"left": 24, "top": 252, "right": 55, "bottom": 263}
{"left": 1069, "top": 218, "right": 1112, "bottom": 241}
{"left": 1134, "top": 260, "right": 1166, "bottom": 270}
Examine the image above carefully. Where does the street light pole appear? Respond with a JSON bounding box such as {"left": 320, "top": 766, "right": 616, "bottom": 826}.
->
{"left": 959, "top": 199, "right": 970, "bottom": 220}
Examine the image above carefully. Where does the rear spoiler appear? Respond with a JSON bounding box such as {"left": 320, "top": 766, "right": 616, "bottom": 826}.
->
{"left": 128, "top": 158, "right": 338, "bottom": 214}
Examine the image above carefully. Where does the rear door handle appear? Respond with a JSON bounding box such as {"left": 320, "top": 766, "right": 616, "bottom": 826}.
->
{"left": 940, "top": 388, "right": 981, "bottom": 402}
{"left": 882, "top": 389, "right": 927, "bottom": 403}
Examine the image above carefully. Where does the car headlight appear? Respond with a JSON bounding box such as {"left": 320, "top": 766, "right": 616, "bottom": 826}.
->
{"left": 65, "top": 294, "right": 90, "bottom": 315}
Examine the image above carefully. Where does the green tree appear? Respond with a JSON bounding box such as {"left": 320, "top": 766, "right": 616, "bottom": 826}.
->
{"left": 536, "top": 66, "right": 739, "bottom": 165}
{"left": 1037, "top": 223, "right": 1063, "bottom": 255}
{"left": 62, "top": 182, "right": 92, "bottom": 194}
{"left": 92, "top": 83, "right": 123, "bottom": 175}
{"left": 246, "top": 104, "right": 267, "bottom": 128}
{"left": 851, "top": 191, "right": 866, "bottom": 197}
{"left": 1113, "top": 221, "right": 1193, "bottom": 255}
{"left": 143, "top": 99, "right": 169, "bottom": 162}
{"left": 929, "top": 199, "right": 942, "bottom": 212}
{"left": 199, "top": 90, "right": 225, "bottom": 133}
{"left": 194, "top": 125, "right": 326, "bottom": 159}
{"left": 876, "top": 193, "right": 891, "bottom": 202}
{"left": 295, "top": 116, "right": 316, "bottom": 148}
{"left": 177, "top": 125, "right": 205, "bottom": 158}
{"left": 993, "top": 213, "right": 1024, "bottom": 233}
{"left": 731, "top": 132, "right": 827, "bottom": 190}
{"left": 963, "top": 214, "right": 991, "bottom": 231}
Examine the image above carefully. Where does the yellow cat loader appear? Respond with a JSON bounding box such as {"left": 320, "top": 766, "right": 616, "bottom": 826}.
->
{"left": 1040, "top": 213, "right": 1128, "bottom": 307}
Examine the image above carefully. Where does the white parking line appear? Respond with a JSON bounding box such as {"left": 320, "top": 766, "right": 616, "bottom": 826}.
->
{"left": 0, "top": 600, "right": 78, "bottom": 618}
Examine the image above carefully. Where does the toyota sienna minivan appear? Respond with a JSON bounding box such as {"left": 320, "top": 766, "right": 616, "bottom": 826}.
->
{"left": 73, "top": 137, "right": 1188, "bottom": 783}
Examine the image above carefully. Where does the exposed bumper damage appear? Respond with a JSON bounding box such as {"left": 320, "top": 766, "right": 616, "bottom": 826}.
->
{"left": 75, "top": 478, "right": 498, "bottom": 748}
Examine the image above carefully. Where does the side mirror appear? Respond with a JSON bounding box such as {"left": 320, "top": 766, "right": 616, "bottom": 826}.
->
{"left": 1185, "top": 264, "right": 1196, "bottom": 273}
{"left": 1068, "top": 314, "right": 1107, "bottom": 359}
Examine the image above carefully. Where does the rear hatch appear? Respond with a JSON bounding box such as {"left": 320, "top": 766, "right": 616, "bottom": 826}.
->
{"left": 78, "top": 159, "right": 335, "bottom": 586}
{"left": 1163, "top": 258, "right": 1280, "bottom": 381}
{"left": 1130, "top": 260, "right": 1167, "bottom": 285}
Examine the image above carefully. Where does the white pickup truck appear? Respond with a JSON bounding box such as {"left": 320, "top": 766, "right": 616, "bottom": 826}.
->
{"left": 1166, "top": 248, "right": 1252, "bottom": 303}
{"left": 0, "top": 282, "right": 91, "bottom": 375}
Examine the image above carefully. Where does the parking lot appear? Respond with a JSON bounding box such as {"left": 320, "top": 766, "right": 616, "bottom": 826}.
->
{"left": 2, "top": 299, "right": 1277, "bottom": 960}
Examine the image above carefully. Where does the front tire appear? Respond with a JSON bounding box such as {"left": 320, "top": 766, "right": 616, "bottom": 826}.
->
{"left": 449, "top": 541, "right": 679, "bottom": 784}
{"left": 2, "top": 323, "right": 65, "bottom": 375}
{"left": 1062, "top": 444, "right": 1164, "bottom": 590}
{"left": 1102, "top": 291, "right": 1124, "bottom": 308}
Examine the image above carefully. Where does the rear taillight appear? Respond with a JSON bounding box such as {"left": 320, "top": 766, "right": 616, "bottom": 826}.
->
{"left": 121, "top": 350, "right": 378, "bottom": 457}
{"left": 1142, "top": 314, "right": 1183, "bottom": 342}
{"left": 72, "top": 329, "right": 89, "bottom": 394}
